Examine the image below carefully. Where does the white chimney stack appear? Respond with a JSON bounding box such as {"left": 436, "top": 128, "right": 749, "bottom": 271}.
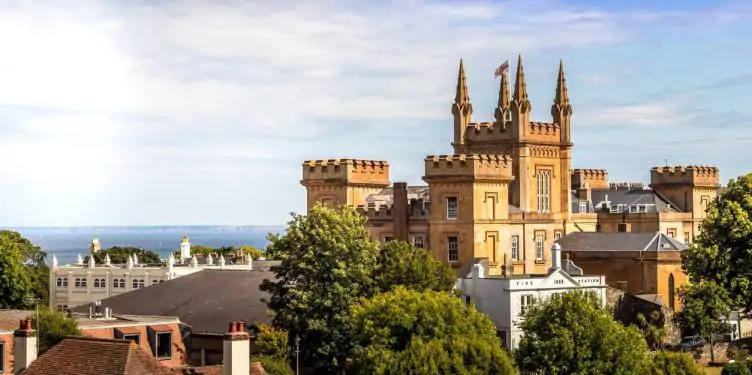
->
{"left": 223, "top": 321, "right": 250, "bottom": 375}
{"left": 472, "top": 263, "right": 485, "bottom": 279}
{"left": 551, "top": 243, "right": 562, "bottom": 270}
{"left": 13, "top": 319, "right": 37, "bottom": 373}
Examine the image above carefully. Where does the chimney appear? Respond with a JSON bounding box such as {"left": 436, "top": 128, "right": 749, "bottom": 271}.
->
{"left": 550, "top": 243, "right": 562, "bottom": 270}
{"left": 392, "top": 182, "right": 409, "bottom": 242}
{"left": 90, "top": 238, "right": 101, "bottom": 254}
{"left": 13, "top": 319, "right": 37, "bottom": 373}
{"left": 576, "top": 182, "right": 591, "bottom": 204}
{"left": 223, "top": 321, "right": 250, "bottom": 375}
{"left": 618, "top": 222, "right": 632, "bottom": 232}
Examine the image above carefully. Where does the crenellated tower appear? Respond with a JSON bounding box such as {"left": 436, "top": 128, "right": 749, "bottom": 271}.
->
{"left": 452, "top": 59, "right": 473, "bottom": 152}
{"left": 300, "top": 159, "right": 390, "bottom": 210}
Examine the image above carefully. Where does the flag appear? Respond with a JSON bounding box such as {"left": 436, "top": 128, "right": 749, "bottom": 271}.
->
{"left": 494, "top": 59, "right": 510, "bottom": 78}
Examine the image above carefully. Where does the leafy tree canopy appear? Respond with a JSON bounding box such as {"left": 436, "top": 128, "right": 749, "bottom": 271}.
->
{"left": 0, "top": 230, "right": 34, "bottom": 308}
{"left": 174, "top": 244, "right": 266, "bottom": 260}
{"left": 32, "top": 307, "right": 82, "bottom": 354}
{"left": 682, "top": 173, "right": 752, "bottom": 312}
{"left": 349, "top": 286, "right": 516, "bottom": 375}
{"left": 674, "top": 281, "right": 732, "bottom": 337}
{"left": 373, "top": 240, "right": 455, "bottom": 293}
{"left": 0, "top": 230, "right": 48, "bottom": 304}
{"left": 260, "top": 203, "right": 381, "bottom": 374}
{"left": 650, "top": 351, "right": 703, "bottom": 375}
{"left": 85, "top": 246, "right": 162, "bottom": 264}
{"left": 516, "top": 290, "right": 651, "bottom": 375}
{"left": 250, "top": 324, "right": 293, "bottom": 375}
{"left": 722, "top": 362, "right": 751, "bottom": 375}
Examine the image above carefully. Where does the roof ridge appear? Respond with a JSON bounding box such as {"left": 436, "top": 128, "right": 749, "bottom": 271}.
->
{"left": 60, "top": 335, "right": 132, "bottom": 344}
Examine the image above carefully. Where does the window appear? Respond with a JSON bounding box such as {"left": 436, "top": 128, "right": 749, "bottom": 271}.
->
{"left": 117, "top": 279, "right": 125, "bottom": 288}
{"left": 701, "top": 196, "right": 710, "bottom": 212}
{"left": 554, "top": 231, "right": 562, "bottom": 241}
{"left": 152, "top": 280, "right": 159, "bottom": 285}
{"left": 133, "top": 280, "right": 139, "bottom": 289}
{"left": 94, "top": 279, "right": 100, "bottom": 288}
{"left": 383, "top": 236, "right": 393, "bottom": 243}
{"left": 486, "top": 233, "right": 497, "bottom": 263}
{"left": 499, "top": 331, "right": 508, "bottom": 349}
{"left": 536, "top": 170, "right": 551, "bottom": 213}
{"left": 321, "top": 197, "right": 334, "bottom": 207}
{"left": 56, "top": 278, "right": 63, "bottom": 287}
{"left": 520, "top": 294, "right": 534, "bottom": 314}
{"left": 629, "top": 205, "right": 638, "bottom": 213}
{"left": 123, "top": 334, "right": 140, "bottom": 345}
{"left": 684, "top": 232, "right": 690, "bottom": 244}
{"left": 100, "top": 279, "right": 106, "bottom": 288}
{"left": 62, "top": 278, "right": 68, "bottom": 287}
{"left": 535, "top": 233, "right": 545, "bottom": 261}
{"left": 75, "top": 278, "right": 81, "bottom": 288}
{"left": 609, "top": 205, "right": 620, "bottom": 213}
{"left": 578, "top": 201, "right": 587, "bottom": 213}
{"left": 81, "top": 278, "right": 87, "bottom": 288}
{"left": 447, "top": 236, "right": 459, "bottom": 262}
{"left": 138, "top": 279, "right": 145, "bottom": 288}
{"left": 154, "top": 332, "right": 172, "bottom": 359}
{"left": 0, "top": 340, "right": 4, "bottom": 373}
{"left": 413, "top": 236, "right": 424, "bottom": 249}
{"left": 667, "top": 229, "right": 676, "bottom": 239}
{"left": 511, "top": 235, "right": 519, "bottom": 261}
{"left": 638, "top": 205, "right": 647, "bottom": 213}
{"left": 485, "top": 194, "right": 496, "bottom": 219}
{"left": 668, "top": 273, "right": 676, "bottom": 311}
{"left": 446, "top": 197, "right": 458, "bottom": 220}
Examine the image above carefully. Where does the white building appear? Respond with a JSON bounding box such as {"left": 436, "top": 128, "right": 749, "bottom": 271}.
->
{"left": 457, "top": 243, "right": 607, "bottom": 349}
{"left": 49, "top": 237, "right": 264, "bottom": 309}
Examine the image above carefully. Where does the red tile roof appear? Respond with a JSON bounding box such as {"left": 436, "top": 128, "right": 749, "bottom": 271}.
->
{"left": 19, "top": 336, "right": 174, "bottom": 375}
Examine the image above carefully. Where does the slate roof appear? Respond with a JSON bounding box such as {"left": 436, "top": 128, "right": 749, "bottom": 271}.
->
{"left": 571, "top": 187, "right": 679, "bottom": 214}
{"left": 75, "top": 269, "right": 275, "bottom": 334}
{"left": 557, "top": 232, "right": 688, "bottom": 252}
{"left": 19, "top": 337, "right": 173, "bottom": 375}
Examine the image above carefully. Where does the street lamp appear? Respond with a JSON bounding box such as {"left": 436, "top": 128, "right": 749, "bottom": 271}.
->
{"left": 23, "top": 295, "right": 41, "bottom": 356}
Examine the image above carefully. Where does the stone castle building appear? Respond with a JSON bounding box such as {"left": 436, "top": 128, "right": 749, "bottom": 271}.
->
{"left": 299, "top": 56, "right": 721, "bottom": 282}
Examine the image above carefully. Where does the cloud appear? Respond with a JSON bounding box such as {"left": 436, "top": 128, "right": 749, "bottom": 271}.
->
{"left": 0, "top": 0, "right": 747, "bottom": 225}
{"left": 576, "top": 100, "right": 702, "bottom": 127}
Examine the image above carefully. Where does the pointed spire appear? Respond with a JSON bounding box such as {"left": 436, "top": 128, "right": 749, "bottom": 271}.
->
{"left": 88, "top": 255, "right": 95, "bottom": 268}
{"left": 132, "top": 253, "right": 138, "bottom": 265}
{"left": 126, "top": 255, "right": 134, "bottom": 269}
{"left": 52, "top": 254, "right": 58, "bottom": 268}
{"left": 206, "top": 253, "right": 214, "bottom": 266}
{"left": 247, "top": 254, "right": 253, "bottom": 270}
{"left": 554, "top": 59, "right": 570, "bottom": 107}
{"left": 191, "top": 254, "right": 198, "bottom": 268}
{"left": 76, "top": 254, "right": 83, "bottom": 265}
{"left": 513, "top": 54, "right": 528, "bottom": 103}
{"left": 167, "top": 253, "right": 175, "bottom": 267}
{"left": 454, "top": 59, "right": 470, "bottom": 108}
{"left": 494, "top": 71, "right": 511, "bottom": 122}
{"left": 104, "top": 253, "right": 111, "bottom": 266}
{"left": 219, "top": 255, "right": 226, "bottom": 269}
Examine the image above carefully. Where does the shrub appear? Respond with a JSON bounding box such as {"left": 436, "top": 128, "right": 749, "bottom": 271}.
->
{"left": 723, "top": 362, "right": 751, "bottom": 375}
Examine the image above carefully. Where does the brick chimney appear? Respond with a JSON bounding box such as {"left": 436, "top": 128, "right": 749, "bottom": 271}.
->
{"left": 618, "top": 222, "right": 632, "bottom": 232}
{"left": 13, "top": 319, "right": 37, "bottom": 373}
{"left": 392, "top": 182, "right": 409, "bottom": 242}
{"left": 223, "top": 321, "right": 250, "bottom": 375}
{"left": 576, "top": 181, "right": 591, "bottom": 203}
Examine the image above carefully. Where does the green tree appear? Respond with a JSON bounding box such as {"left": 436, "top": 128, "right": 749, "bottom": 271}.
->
{"left": 260, "top": 203, "right": 381, "bottom": 374}
{"left": 723, "top": 362, "right": 751, "bottom": 375}
{"left": 250, "top": 324, "right": 293, "bottom": 375}
{"left": 0, "top": 230, "right": 48, "bottom": 304}
{"left": 373, "top": 240, "right": 455, "bottom": 293}
{"left": 85, "top": 246, "right": 162, "bottom": 264}
{"left": 32, "top": 307, "right": 81, "bottom": 354}
{"left": 636, "top": 311, "right": 667, "bottom": 351}
{"left": 516, "top": 290, "right": 651, "bottom": 374}
{"left": 650, "top": 351, "right": 703, "bottom": 375}
{"left": 681, "top": 173, "right": 752, "bottom": 312}
{"left": 674, "top": 281, "right": 731, "bottom": 362}
{"left": 236, "top": 244, "right": 264, "bottom": 260}
{"left": 0, "top": 230, "right": 33, "bottom": 308}
{"left": 349, "top": 286, "right": 517, "bottom": 375}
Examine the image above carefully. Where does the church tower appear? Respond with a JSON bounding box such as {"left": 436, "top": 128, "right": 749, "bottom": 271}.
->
{"left": 552, "top": 60, "right": 574, "bottom": 216}
{"left": 509, "top": 55, "right": 533, "bottom": 211}
{"left": 452, "top": 59, "right": 473, "bottom": 153}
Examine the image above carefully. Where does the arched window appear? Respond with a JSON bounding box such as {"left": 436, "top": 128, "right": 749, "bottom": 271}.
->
{"left": 81, "top": 278, "right": 87, "bottom": 288}
{"left": 56, "top": 278, "right": 62, "bottom": 287}
{"left": 138, "top": 279, "right": 145, "bottom": 288}
{"left": 119, "top": 279, "right": 125, "bottom": 288}
{"left": 668, "top": 273, "right": 676, "bottom": 311}
{"left": 152, "top": 280, "right": 159, "bottom": 285}
{"left": 132, "top": 279, "right": 139, "bottom": 289}
{"left": 62, "top": 278, "right": 68, "bottom": 287}
{"left": 159, "top": 280, "right": 164, "bottom": 283}
{"left": 101, "top": 279, "right": 107, "bottom": 288}
{"left": 94, "top": 279, "right": 100, "bottom": 288}
{"left": 75, "top": 278, "right": 81, "bottom": 288}
{"left": 536, "top": 170, "right": 551, "bottom": 213}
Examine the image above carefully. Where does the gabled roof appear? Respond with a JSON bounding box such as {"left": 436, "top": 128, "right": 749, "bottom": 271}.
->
{"left": 0, "top": 309, "right": 33, "bottom": 332}
{"left": 20, "top": 337, "right": 173, "bottom": 375}
{"left": 557, "top": 232, "right": 688, "bottom": 252}
{"left": 75, "top": 269, "right": 274, "bottom": 334}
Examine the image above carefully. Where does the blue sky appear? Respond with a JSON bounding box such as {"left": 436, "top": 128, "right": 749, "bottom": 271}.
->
{"left": 0, "top": 0, "right": 750, "bottom": 226}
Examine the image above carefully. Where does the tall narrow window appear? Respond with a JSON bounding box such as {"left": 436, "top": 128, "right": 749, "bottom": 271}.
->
{"left": 554, "top": 231, "right": 562, "bottom": 241}
{"left": 62, "top": 278, "right": 68, "bottom": 287}
{"left": 486, "top": 233, "right": 497, "bottom": 263}
{"left": 684, "top": 232, "right": 690, "bottom": 244}
{"left": 446, "top": 197, "right": 458, "bottom": 220}
{"left": 413, "top": 236, "right": 424, "bottom": 249}
{"left": 578, "top": 201, "right": 587, "bottom": 213}
{"left": 485, "top": 194, "right": 496, "bottom": 220}
{"left": 536, "top": 170, "right": 551, "bottom": 213}
{"left": 668, "top": 273, "right": 676, "bottom": 311}
{"left": 511, "top": 235, "right": 519, "bottom": 261}
{"left": 520, "top": 294, "right": 534, "bottom": 314}
{"left": 447, "top": 236, "right": 459, "bottom": 262}
{"left": 667, "top": 229, "right": 676, "bottom": 239}
{"left": 535, "top": 233, "right": 544, "bottom": 261}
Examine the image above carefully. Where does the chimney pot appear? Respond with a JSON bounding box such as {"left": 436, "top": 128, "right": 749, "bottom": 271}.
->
{"left": 229, "top": 321, "right": 237, "bottom": 333}
{"left": 238, "top": 321, "right": 245, "bottom": 332}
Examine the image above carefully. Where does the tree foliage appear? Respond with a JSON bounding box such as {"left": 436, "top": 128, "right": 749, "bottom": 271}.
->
{"left": 373, "top": 240, "right": 455, "bottom": 293}
{"left": 516, "top": 290, "right": 651, "bottom": 375}
{"left": 0, "top": 230, "right": 48, "bottom": 305}
{"left": 650, "top": 351, "right": 703, "bottom": 375}
{"left": 349, "top": 286, "right": 516, "bottom": 375}
{"left": 253, "top": 324, "right": 290, "bottom": 359}
{"left": 636, "top": 311, "right": 668, "bottom": 351}
{"left": 260, "top": 203, "right": 381, "bottom": 373}
{"left": 722, "top": 362, "right": 752, "bottom": 375}
{"left": 674, "top": 281, "right": 731, "bottom": 362}
{"left": 681, "top": 173, "right": 752, "bottom": 312}
{"left": 0, "top": 230, "right": 34, "bottom": 308}
{"left": 85, "top": 246, "right": 162, "bottom": 264}
{"left": 236, "top": 244, "right": 265, "bottom": 260}
{"left": 32, "top": 307, "right": 81, "bottom": 354}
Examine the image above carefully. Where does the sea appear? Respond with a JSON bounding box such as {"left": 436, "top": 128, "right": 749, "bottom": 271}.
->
{"left": 6, "top": 226, "right": 284, "bottom": 266}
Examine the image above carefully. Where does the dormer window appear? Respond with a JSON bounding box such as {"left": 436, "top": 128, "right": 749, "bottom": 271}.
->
{"left": 578, "top": 201, "right": 588, "bottom": 213}
{"left": 629, "top": 205, "right": 638, "bottom": 213}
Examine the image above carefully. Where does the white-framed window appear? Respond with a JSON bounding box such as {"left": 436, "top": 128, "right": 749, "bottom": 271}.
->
{"left": 684, "top": 232, "right": 690, "bottom": 244}
{"left": 94, "top": 279, "right": 100, "bottom": 288}
{"left": 578, "top": 201, "right": 587, "bottom": 213}
{"left": 638, "top": 205, "right": 647, "bottom": 213}
{"left": 413, "top": 236, "right": 424, "bottom": 249}
{"left": 100, "top": 279, "right": 106, "bottom": 288}
{"left": 62, "top": 278, "right": 68, "bottom": 287}
{"left": 148, "top": 329, "right": 173, "bottom": 359}
{"left": 535, "top": 234, "right": 544, "bottom": 261}
{"left": 447, "top": 236, "right": 459, "bottom": 262}
{"left": 152, "top": 280, "right": 159, "bottom": 285}
{"left": 511, "top": 235, "right": 519, "bottom": 261}
{"left": 520, "top": 294, "right": 535, "bottom": 314}
{"left": 629, "top": 205, "right": 638, "bottom": 213}
{"left": 138, "top": 279, "right": 145, "bottom": 288}
{"left": 56, "top": 278, "right": 63, "bottom": 287}
{"left": 132, "top": 279, "right": 139, "bottom": 289}
{"left": 117, "top": 279, "right": 125, "bottom": 288}
{"left": 536, "top": 170, "right": 551, "bottom": 213}
{"left": 610, "top": 205, "right": 620, "bottom": 213}
{"left": 446, "top": 197, "right": 458, "bottom": 220}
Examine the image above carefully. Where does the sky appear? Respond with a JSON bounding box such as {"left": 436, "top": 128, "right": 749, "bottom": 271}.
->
{"left": 0, "top": 0, "right": 750, "bottom": 227}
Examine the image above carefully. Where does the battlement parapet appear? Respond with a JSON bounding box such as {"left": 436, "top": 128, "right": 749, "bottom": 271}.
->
{"left": 650, "top": 165, "right": 720, "bottom": 187}
{"left": 530, "top": 121, "right": 560, "bottom": 134}
{"left": 423, "top": 154, "right": 514, "bottom": 182}
{"left": 302, "top": 159, "right": 390, "bottom": 187}
{"left": 571, "top": 168, "right": 609, "bottom": 190}
{"left": 467, "top": 121, "right": 509, "bottom": 133}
